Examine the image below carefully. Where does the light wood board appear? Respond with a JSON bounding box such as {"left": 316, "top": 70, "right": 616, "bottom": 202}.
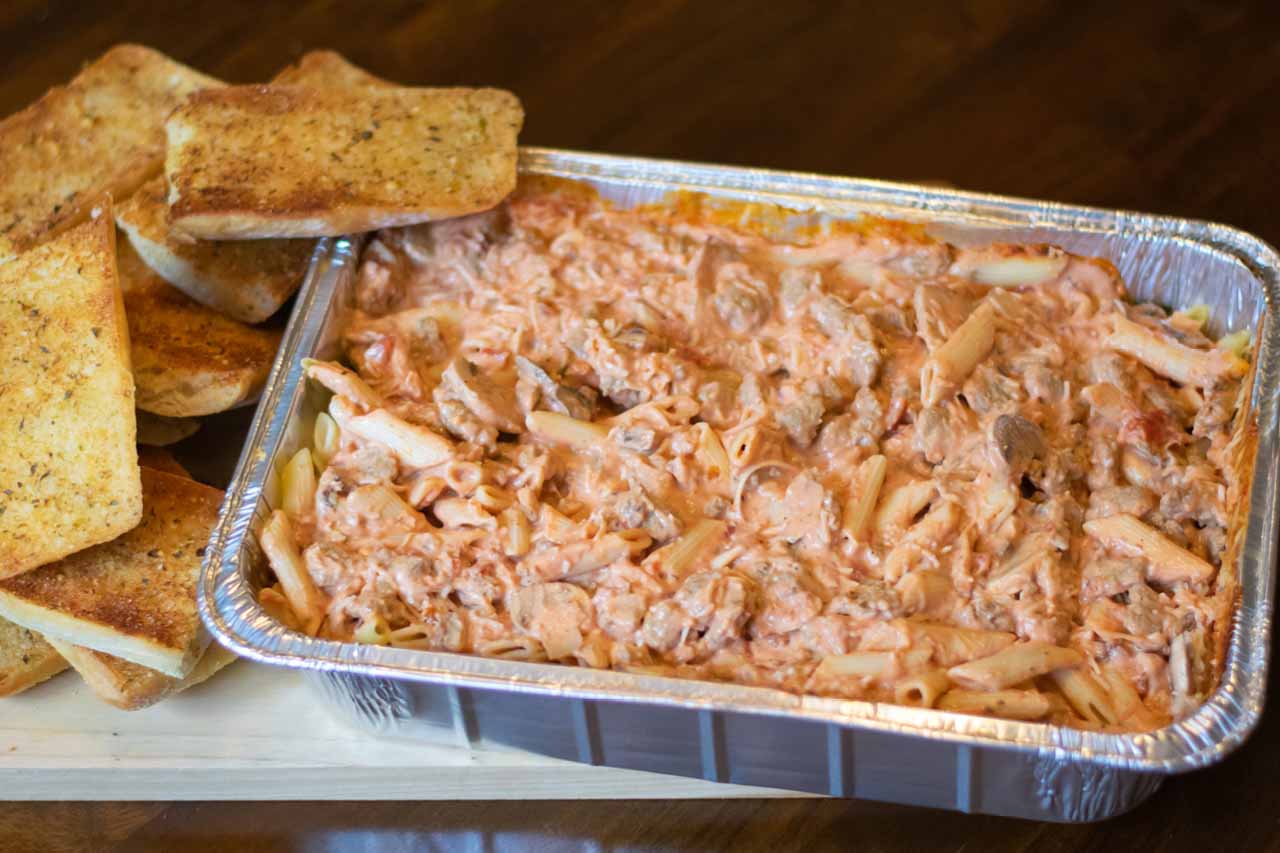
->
{"left": 0, "top": 660, "right": 803, "bottom": 800}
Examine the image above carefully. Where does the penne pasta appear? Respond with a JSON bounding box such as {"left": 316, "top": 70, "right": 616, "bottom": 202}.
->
{"left": 813, "top": 648, "right": 932, "bottom": 682}
{"left": 1083, "top": 513, "right": 1216, "bottom": 585}
{"left": 895, "top": 571, "right": 954, "bottom": 618}
{"left": 407, "top": 474, "right": 448, "bottom": 509}
{"left": 866, "top": 622, "right": 1016, "bottom": 667}
{"left": 258, "top": 510, "right": 326, "bottom": 636}
{"left": 693, "top": 422, "right": 732, "bottom": 489}
{"left": 895, "top": 668, "right": 951, "bottom": 707}
{"left": 501, "top": 506, "right": 532, "bottom": 557}
{"left": 304, "top": 358, "right": 382, "bottom": 411}
{"left": 330, "top": 396, "right": 454, "bottom": 468}
{"left": 258, "top": 585, "right": 302, "bottom": 633}
{"left": 1099, "top": 665, "right": 1163, "bottom": 731}
{"left": 643, "top": 518, "right": 726, "bottom": 580}
{"left": 353, "top": 614, "right": 392, "bottom": 646}
{"left": 920, "top": 300, "right": 996, "bottom": 406}
{"left": 1048, "top": 666, "right": 1119, "bottom": 727}
{"left": 280, "top": 447, "right": 317, "bottom": 520}
{"left": 312, "top": 412, "right": 340, "bottom": 468}
{"left": 526, "top": 410, "right": 609, "bottom": 449}
{"left": 947, "top": 642, "right": 1083, "bottom": 691}
{"left": 1107, "top": 313, "right": 1247, "bottom": 387}
{"left": 937, "top": 688, "right": 1052, "bottom": 720}
{"left": 872, "top": 479, "right": 937, "bottom": 538}
{"left": 472, "top": 484, "right": 513, "bottom": 512}
{"left": 434, "top": 497, "right": 496, "bottom": 529}
{"left": 842, "top": 454, "right": 886, "bottom": 543}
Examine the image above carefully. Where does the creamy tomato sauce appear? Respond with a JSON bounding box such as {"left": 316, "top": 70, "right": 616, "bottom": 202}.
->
{"left": 280, "top": 180, "right": 1248, "bottom": 730}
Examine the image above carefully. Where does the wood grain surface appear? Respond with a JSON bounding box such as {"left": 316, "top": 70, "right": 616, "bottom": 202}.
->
{"left": 4, "top": 1, "right": 1280, "bottom": 850}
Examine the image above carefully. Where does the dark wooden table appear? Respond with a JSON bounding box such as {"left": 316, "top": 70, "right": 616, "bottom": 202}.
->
{"left": 4, "top": 1, "right": 1280, "bottom": 850}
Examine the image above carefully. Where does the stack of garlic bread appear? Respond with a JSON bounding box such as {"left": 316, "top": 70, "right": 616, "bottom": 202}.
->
{"left": 0, "top": 43, "right": 524, "bottom": 709}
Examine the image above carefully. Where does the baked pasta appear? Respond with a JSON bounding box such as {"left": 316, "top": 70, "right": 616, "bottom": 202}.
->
{"left": 259, "top": 178, "right": 1254, "bottom": 731}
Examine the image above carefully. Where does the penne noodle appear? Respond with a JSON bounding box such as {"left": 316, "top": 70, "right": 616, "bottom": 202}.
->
{"left": 947, "top": 642, "right": 1083, "bottom": 691}
{"left": 472, "top": 484, "right": 513, "bottom": 512}
{"left": 726, "top": 425, "right": 765, "bottom": 468}
{"left": 312, "top": 412, "right": 340, "bottom": 468}
{"left": 353, "top": 614, "right": 392, "bottom": 646}
{"left": 882, "top": 501, "right": 961, "bottom": 581}
{"left": 1107, "top": 313, "right": 1247, "bottom": 387}
{"left": 477, "top": 636, "right": 548, "bottom": 662}
{"left": 920, "top": 300, "right": 996, "bottom": 406}
{"left": 407, "top": 474, "right": 448, "bottom": 509}
{"left": 1120, "top": 447, "right": 1158, "bottom": 488}
{"left": 872, "top": 479, "right": 937, "bottom": 538}
{"left": 434, "top": 497, "right": 496, "bottom": 529}
{"left": 1083, "top": 513, "right": 1216, "bottom": 585}
{"left": 814, "top": 648, "right": 932, "bottom": 682}
{"left": 693, "top": 422, "right": 732, "bottom": 490}
{"left": 280, "top": 447, "right": 317, "bottom": 520}
{"left": 895, "top": 571, "right": 954, "bottom": 618}
{"left": 643, "top": 518, "right": 726, "bottom": 580}
{"left": 937, "top": 688, "right": 1052, "bottom": 720}
{"left": 842, "top": 454, "right": 886, "bottom": 543}
{"left": 258, "top": 585, "right": 302, "bottom": 633}
{"left": 613, "top": 527, "right": 654, "bottom": 555}
{"left": 258, "top": 510, "right": 326, "bottom": 636}
{"left": 1048, "top": 667, "right": 1119, "bottom": 727}
{"left": 502, "top": 506, "right": 532, "bottom": 557}
{"left": 877, "top": 622, "right": 1016, "bottom": 667}
{"left": 540, "top": 505, "right": 579, "bottom": 544}
{"left": 444, "top": 461, "right": 484, "bottom": 495}
{"left": 1099, "top": 665, "right": 1163, "bottom": 731}
{"left": 304, "top": 359, "right": 382, "bottom": 411}
{"left": 895, "top": 668, "right": 951, "bottom": 707}
{"left": 330, "top": 396, "right": 454, "bottom": 468}
{"left": 526, "top": 410, "right": 609, "bottom": 449}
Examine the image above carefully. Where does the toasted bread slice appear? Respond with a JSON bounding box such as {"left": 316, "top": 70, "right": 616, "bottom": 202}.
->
{"left": 0, "top": 618, "right": 67, "bottom": 697}
{"left": 0, "top": 209, "right": 143, "bottom": 579}
{"left": 116, "top": 53, "right": 386, "bottom": 323}
{"left": 165, "top": 84, "right": 523, "bottom": 239}
{"left": 136, "top": 411, "right": 200, "bottom": 446}
{"left": 116, "top": 233, "right": 283, "bottom": 415}
{"left": 0, "top": 468, "right": 222, "bottom": 677}
{"left": 0, "top": 44, "right": 219, "bottom": 260}
{"left": 117, "top": 176, "right": 313, "bottom": 324}
{"left": 47, "top": 637, "right": 236, "bottom": 711}
{"left": 137, "top": 445, "right": 191, "bottom": 478}
{"left": 273, "top": 49, "right": 392, "bottom": 89}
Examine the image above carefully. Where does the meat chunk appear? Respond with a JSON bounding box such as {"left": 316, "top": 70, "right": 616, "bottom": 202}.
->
{"left": 826, "top": 579, "right": 901, "bottom": 620}
{"left": 1086, "top": 486, "right": 1157, "bottom": 521}
{"left": 438, "top": 357, "right": 523, "bottom": 432}
{"left": 961, "top": 364, "right": 1023, "bottom": 415}
{"left": 754, "top": 562, "right": 823, "bottom": 636}
{"left": 713, "top": 268, "right": 772, "bottom": 333}
{"left": 507, "top": 582, "right": 593, "bottom": 660}
{"left": 641, "top": 599, "right": 693, "bottom": 652}
{"left": 1120, "top": 584, "right": 1166, "bottom": 637}
{"left": 607, "top": 490, "right": 683, "bottom": 543}
{"left": 775, "top": 393, "right": 826, "bottom": 447}
{"left": 778, "top": 267, "right": 820, "bottom": 315}
{"left": 436, "top": 398, "right": 499, "bottom": 450}
{"left": 515, "top": 356, "right": 596, "bottom": 421}
{"left": 913, "top": 406, "right": 952, "bottom": 465}
{"left": 913, "top": 285, "right": 973, "bottom": 350}
{"left": 610, "top": 425, "right": 660, "bottom": 453}
{"left": 809, "top": 296, "right": 881, "bottom": 386}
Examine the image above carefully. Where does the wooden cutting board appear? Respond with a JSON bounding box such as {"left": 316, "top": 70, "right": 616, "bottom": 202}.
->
{"left": 1, "top": 659, "right": 803, "bottom": 800}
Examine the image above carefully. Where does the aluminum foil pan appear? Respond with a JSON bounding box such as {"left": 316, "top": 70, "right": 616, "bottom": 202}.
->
{"left": 200, "top": 148, "right": 1280, "bottom": 821}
